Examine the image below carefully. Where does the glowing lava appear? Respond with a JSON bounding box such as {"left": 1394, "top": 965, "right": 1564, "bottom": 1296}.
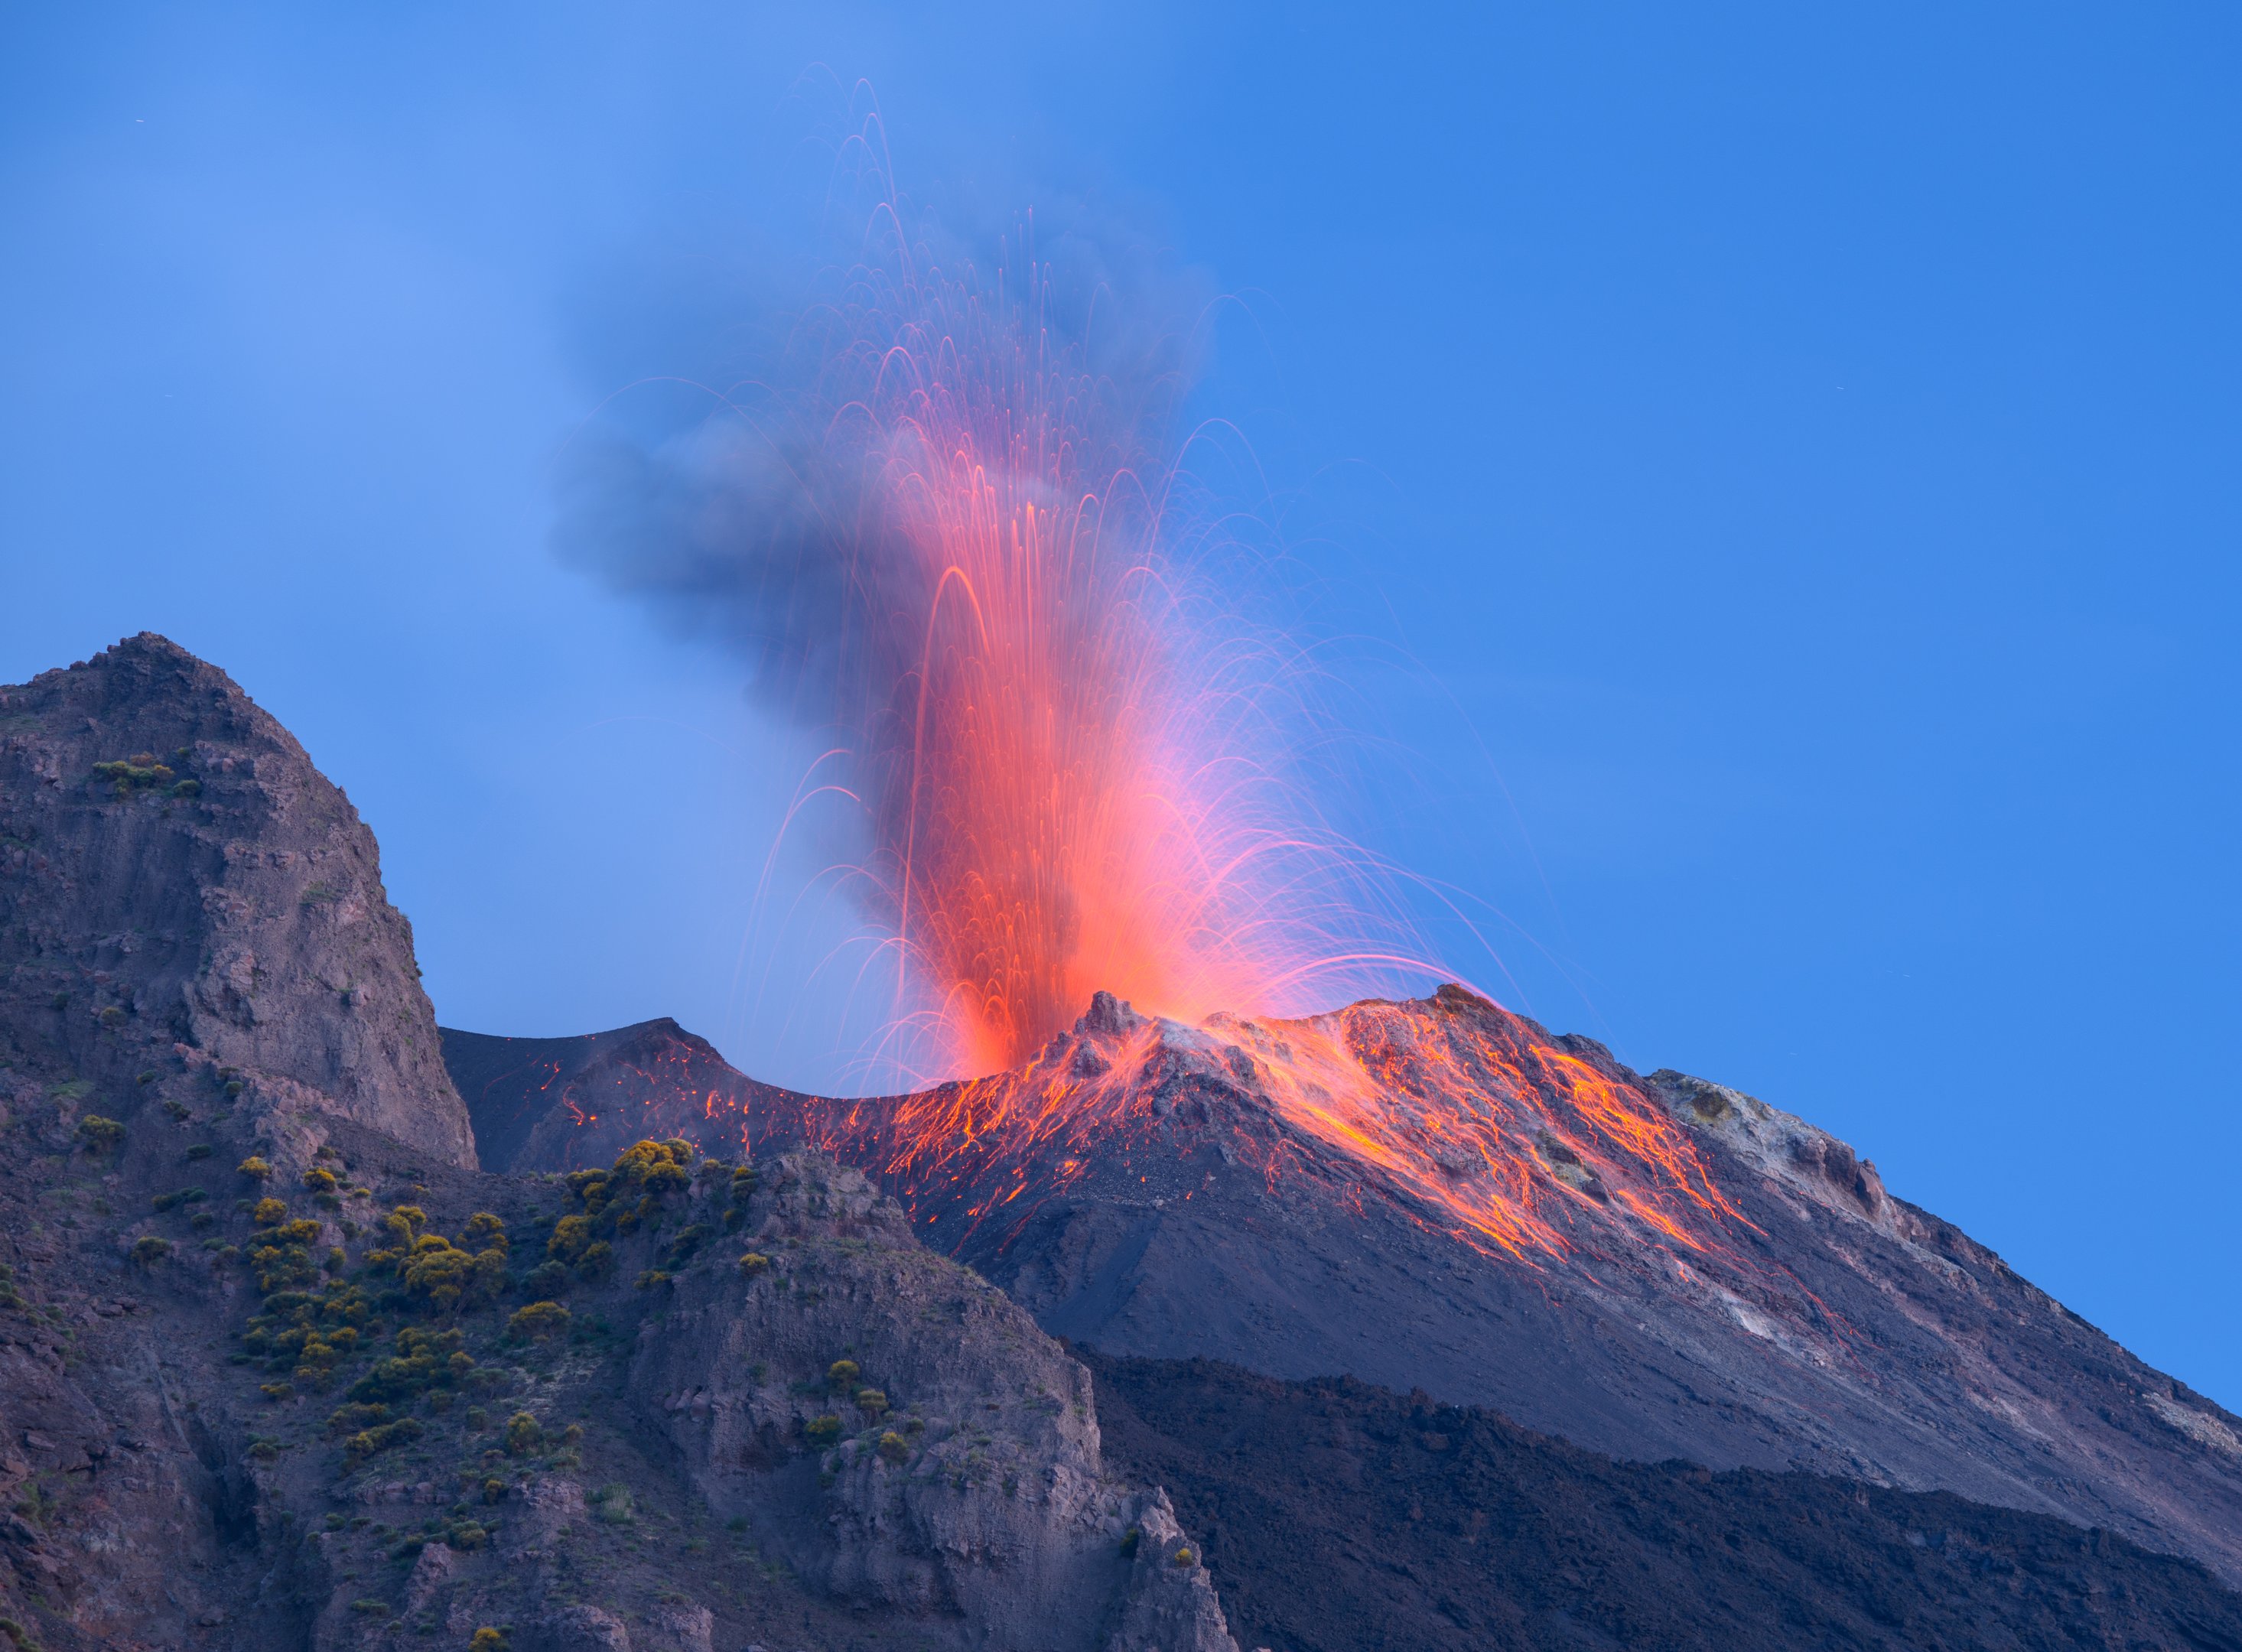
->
{"left": 803, "top": 984, "right": 1744, "bottom": 1263}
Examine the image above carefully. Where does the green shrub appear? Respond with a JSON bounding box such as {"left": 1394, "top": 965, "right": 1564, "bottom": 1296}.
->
{"left": 349, "top": 1598, "right": 388, "bottom": 1615}
{"left": 341, "top": 1417, "right": 424, "bottom": 1465}
{"left": 550, "top": 1142, "right": 695, "bottom": 1260}
{"left": 826, "top": 1359, "right": 860, "bottom": 1391}
{"left": 460, "top": 1212, "right": 506, "bottom": 1249}
{"left": 854, "top": 1387, "right": 888, "bottom": 1418}
{"left": 590, "top": 1483, "right": 634, "bottom": 1525}
{"left": 130, "top": 1235, "right": 171, "bottom": 1264}
{"left": 546, "top": 1213, "right": 594, "bottom": 1262}
{"left": 76, "top": 1115, "right": 125, "bottom": 1153}
{"left": 185, "top": 1143, "right": 213, "bottom": 1160}
{"left": 93, "top": 753, "right": 174, "bottom": 796}
{"left": 328, "top": 1403, "right": 391, "bottom": 1436}
{"left": 348, "top": 1326, "right": 468, "bottom": 1403}
{"left": 505, "top": 1300, "right": 569, "bottom": 1342}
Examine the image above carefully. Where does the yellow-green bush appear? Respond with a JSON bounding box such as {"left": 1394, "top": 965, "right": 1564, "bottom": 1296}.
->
{"left": 506, "top": 1300, "right": 569, "bottom": 1341}
{"left": 76, "top": 1115, "right": 124, "bottom": 1153}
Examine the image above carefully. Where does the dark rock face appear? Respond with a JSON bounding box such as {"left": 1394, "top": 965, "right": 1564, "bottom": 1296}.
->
{"left": 0, "top": 634, "right": 475, "bottom": 1166}
{"left": 447, "top": 993, "right": 2242, "bottom": 1588}
{"left": 630, "top": 1153, "right": 1235, "bottom": 1652}
{"left": 1085, "top": 1351, "right": 2242, "bottom": 1652}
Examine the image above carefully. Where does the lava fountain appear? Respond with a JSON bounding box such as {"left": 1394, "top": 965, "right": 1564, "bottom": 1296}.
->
{"left": 654, "top": 203, "right": 1420, "bottom": 1078}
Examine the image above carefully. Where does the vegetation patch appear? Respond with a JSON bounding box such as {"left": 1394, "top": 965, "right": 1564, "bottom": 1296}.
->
{"left": 76, "top": 1115, "right": 124, "bottom": 1153}
{"left": 548, "top": 1140, "right": 696, "bottom": 1273}
{"left": 365, "top": 1208, "right": 509, "bottom": 1312}
{"left": 342, "top": 1416, "right": 425, "bottom": 1465}
{"left": 590, "top": 1483, "right": 635, "bottom": 1525}
{"left": 348, "top": 1325, "right": 471, "bottom": 1404}
{"left": 92, "top": 753, "right": 175, "bottom": 797}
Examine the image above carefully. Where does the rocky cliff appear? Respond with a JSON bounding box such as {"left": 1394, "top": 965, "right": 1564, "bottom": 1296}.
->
{"left": 0, "top": 633, "right": 474, "bottom": 1166}
{"left": 0, "top": 638, "right": 1238, "bottom": 1652}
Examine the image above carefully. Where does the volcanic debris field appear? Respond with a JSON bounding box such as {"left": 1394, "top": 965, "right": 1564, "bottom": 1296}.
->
{"left": 0, "top": 633, "right": 2238, "bottom": 1652}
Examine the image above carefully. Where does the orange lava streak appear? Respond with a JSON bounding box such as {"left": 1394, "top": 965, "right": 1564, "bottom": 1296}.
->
{"left": 796, "top": 989, "right": 1744, "bottom": 1266}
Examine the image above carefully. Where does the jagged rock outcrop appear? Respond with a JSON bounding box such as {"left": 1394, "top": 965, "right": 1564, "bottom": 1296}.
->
{"left": 632, "top": 1153, "right": 1236, "bottom": 1652}
{"left": 0, "top": 633, "right": 475, "bottom": 1165}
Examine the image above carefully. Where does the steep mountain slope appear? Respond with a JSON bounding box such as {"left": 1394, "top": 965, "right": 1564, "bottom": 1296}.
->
{"left": 447, "top": 994, "right": 2242, "bottom": 1586}
{"left": 1085, "top": 1351, "right": 2242, "bottom": 1652}
{"left": 0, "top": 638, "right": 1237, "bottom": 1652}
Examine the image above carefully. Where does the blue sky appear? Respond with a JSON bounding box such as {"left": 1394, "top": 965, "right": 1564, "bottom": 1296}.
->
{"left": 5, "top": 5, "right": 2238, "bottom": 1403}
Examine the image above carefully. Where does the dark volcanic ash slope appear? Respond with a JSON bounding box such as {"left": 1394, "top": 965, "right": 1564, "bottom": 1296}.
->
{"left": 441, "top": 1019, "right": 781, "bottom": 1175}
{"left": 1085, "top": 1350, "right": 2242, "bottom": 1652}
{"left": 449, "top": 994, "right": 2242, "bottom": 1587}
{"left": 0, "top": 637, "right": 1238, "bottom": 1652}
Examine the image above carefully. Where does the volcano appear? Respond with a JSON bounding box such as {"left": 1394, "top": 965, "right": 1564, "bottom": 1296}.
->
{"left": 7, "top": 634, "right": 2240, "bottom": 1651}
{"left": 447, "top": 987, "right": 2242, "bottom": 1586}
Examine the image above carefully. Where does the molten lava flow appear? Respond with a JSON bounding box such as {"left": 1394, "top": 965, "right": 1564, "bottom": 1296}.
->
{"left": 772, "top": 987, "right": 1746, "bottom": 1265}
